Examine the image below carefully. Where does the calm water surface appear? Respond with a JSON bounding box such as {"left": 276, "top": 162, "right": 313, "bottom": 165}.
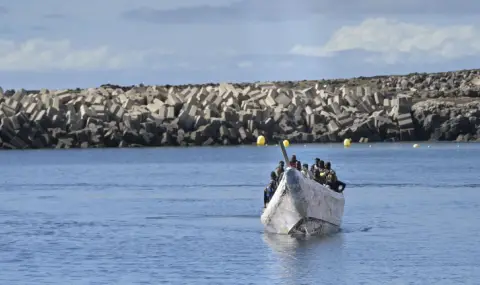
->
{"left": 1, "top": 143, "right": 480, "bottom": 285}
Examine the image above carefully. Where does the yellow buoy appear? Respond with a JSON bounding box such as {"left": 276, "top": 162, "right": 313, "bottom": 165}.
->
{"left": 283, "top": 140, "right": 290, "bottom": 147}
{"left": 413, "top": 143, "right": 419, "bottom": 148}
{"left": 256, "top": 135, "right": 265, "bottom": 146}
{"left": 343, "top": 138, "right": 351, "bottom": 147}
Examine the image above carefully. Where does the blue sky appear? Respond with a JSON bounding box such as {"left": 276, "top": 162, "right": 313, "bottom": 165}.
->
{"left": 0, "top": 0, "right": 479, "bottom": 89}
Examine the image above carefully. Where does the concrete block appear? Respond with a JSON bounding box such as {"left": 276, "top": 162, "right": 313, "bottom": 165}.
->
{"left": 306, "top": 114, "right": 321, "bottom": 128}
{"left": 221, "top": 110, "right": 239, "bottom": 122}
{"left": 328, "top": 120, "right": 339, "bottom": 132}
{"left": 397, "top": 94, "right": 413, "bottom": 107}
{"left": 304, "top": 106, "right": 313, "bottom": 116}
{"left": 292, "top": 95, "right": 303, "bottom": 106}
{"left": 194, "top": 116, "right": 208, "bottom": 129}
{"left": 166, "top": 93, "right": 183, "bottom": 108}
{"left": 146, "top": 98, "right": 164, "bottom": 114}
{"left": 1, "top": 103, "right": 16, "bottom": 117}
{"left": 363, "top": 95, "right": 375, "bottom": 107}
{"left": 356, "top": 86, "right": 364, "bottom": 97}
{"left": 312, "top": 97, "right": 325, "bottom": 107}
{"left": 302, "top": 87, "right": 315, "bottom": 98}
{"left": 265, "top": 91, "right": 277, "bottom": 107}
{"left": 399, "top": 128, "right": 415, "bottom": 140}
{"left": 358, "top": 100, "right": 374, "bottom": 114}
{"left": 177, "top": 110, "right": 195, "bottom": 131}
{"left": 122, "top": 99, "right": 134, "bottom": 110}
{"left": 331, "top": 102, "right": 342, "bottom": 115}
{"left": 397, "top": 113, "right": 411, "bottom": 121}
{"left": 374, "top": 92, "right": 384, "bottom": 105}
{"left": 383, "top": 99, "right": 390, "bottom": 107}
{"left": 364, "top": 86, "right": 372, "bottom": 97}
{"left": 345, "top": 94, "right": 357, "bottom": 107}
{"left": 166, "top": 106, "right": 176, "bottom": 119}
{"left": 275, "top": 93, "right": 291, "bottom": 106}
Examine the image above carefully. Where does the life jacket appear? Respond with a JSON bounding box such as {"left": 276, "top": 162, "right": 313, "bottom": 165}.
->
{"left": 315, "top": 169, "right": 326, "bottom": 184}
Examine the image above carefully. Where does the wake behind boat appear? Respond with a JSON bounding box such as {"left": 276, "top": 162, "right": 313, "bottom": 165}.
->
{"left": 260, "top": 144, "right": 345, "bottom": 236}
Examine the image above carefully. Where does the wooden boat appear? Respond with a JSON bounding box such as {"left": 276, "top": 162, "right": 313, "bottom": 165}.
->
{"left": 260, "top": 144, "right": 345, "bottom": 236}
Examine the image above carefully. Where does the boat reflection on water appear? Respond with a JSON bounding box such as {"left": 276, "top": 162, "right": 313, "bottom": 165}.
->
{"left": 262, "top": 232, "right": 347, "bottom": 284}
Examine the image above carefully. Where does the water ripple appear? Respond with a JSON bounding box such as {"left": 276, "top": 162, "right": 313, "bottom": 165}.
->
{"left": 1, "top": 182, "right": 479, "bottom": 190}
{"left": 1, "top": 145, "right": 480, "bottom": 284}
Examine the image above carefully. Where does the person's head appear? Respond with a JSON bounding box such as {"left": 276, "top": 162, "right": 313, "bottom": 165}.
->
{"left": 290, "top": 154, "right": 297, "bottom": 162}
{"left": 325, "top": 161, "right": 331, "bottom": 170}
{"left": 270, "top": 171, "right": 277, "bottom": 180}
{"left": 315, "top": 158, "right": 320, "bottom": 165}
{"left": 319, "top": 160, "right": 325, "bottom": 169}
{"left": 303, "top": 163, "right": 308, "bottom": 170}
{"left": 279, "top": 161, "right": 284, "bottom": 167}
{"left": 296, "top": 160, "right": 301, "bottom": 170}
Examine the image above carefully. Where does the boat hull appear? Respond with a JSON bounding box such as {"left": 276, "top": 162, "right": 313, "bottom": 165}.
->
{"left": 288, "top": 217, "right": 340, "bottom": 236}
{"left": 261, "top": 167, "right": 345, "bottom": 236}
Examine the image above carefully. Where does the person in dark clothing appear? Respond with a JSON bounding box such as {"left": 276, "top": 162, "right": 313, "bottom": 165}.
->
{"left": 324, "top": 161, "right": 332, "bottom": 170}
{"left": 295, "top": 160, "right": 302, "bottom": 171}
{"left": 276, "top": 161, "right": 285, "bottom": 173}
{"left": 319, "top": 160, "right": 325, "bottom": 170}
{"left": 275, "top": 161, "right": 285, "bottom": 183}
{"left": 313, "top": 169, "right": 322, "bottom": 183}
{"left": 324, "top": 161, "right": 346, "bottom": 192}
{"left": 312, "top": 160, "right": 326, "bottom": 184}
{"left": 289, "top": 154, "right": 298, "bottom": 167}
{"left": 310, "top": 158, "right": 321, "bottom": 173}
{"left": 264, "top": 171, "right": 278, "bottom": 207}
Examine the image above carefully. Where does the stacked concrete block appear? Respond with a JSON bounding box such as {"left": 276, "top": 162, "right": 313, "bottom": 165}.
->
{"left": 0, "top": 68, "right": 480, "bottom": 149}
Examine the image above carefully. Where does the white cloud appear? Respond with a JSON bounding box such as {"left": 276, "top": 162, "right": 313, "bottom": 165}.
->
{"left": 290, "top": 18, "right": 480, "bottom": 63}
{"left": 237, "top": 61, "right": 253, "bottom": 68}
{"left": 0, "top": 38, "right": 172, "bottom": 71}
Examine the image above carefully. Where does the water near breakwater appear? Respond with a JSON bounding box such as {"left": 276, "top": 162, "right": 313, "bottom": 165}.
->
{"left": 1, "top": 142, "right": 480, "bottom": 284}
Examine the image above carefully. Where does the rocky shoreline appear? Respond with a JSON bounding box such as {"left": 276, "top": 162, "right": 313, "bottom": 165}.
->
{"left": 1, "top": 68, "right": 480, "bottom": 150}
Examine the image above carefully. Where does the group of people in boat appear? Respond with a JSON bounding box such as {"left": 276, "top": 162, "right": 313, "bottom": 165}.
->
{"left": 263, "top": 154, "right": 346, "bottom": 208}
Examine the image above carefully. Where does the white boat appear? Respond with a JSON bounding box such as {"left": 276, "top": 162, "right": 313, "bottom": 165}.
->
{"left": 260, "top": 145, "right": 345, "bottom": 236}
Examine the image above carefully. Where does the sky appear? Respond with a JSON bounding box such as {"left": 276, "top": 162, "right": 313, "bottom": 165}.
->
{"left": 0, "top": 0, "right": 480, "bottom": 89}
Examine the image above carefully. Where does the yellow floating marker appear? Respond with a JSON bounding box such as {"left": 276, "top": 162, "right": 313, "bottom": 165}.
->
{"left": 257, "top": 135, "right": 266, "bottom": 146}
{"left": 343, "top": 138, "right": 351, "bottom": 147}
{"left": 413, "top": 143, "right": 419, "bottom": 148}
{"left": 283, "top": 139, "right": 290, "bottom": 147}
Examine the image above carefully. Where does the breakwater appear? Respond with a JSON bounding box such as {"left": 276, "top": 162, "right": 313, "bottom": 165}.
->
{"left": 1, "top": 69, "right": 480, "bottom": 150}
